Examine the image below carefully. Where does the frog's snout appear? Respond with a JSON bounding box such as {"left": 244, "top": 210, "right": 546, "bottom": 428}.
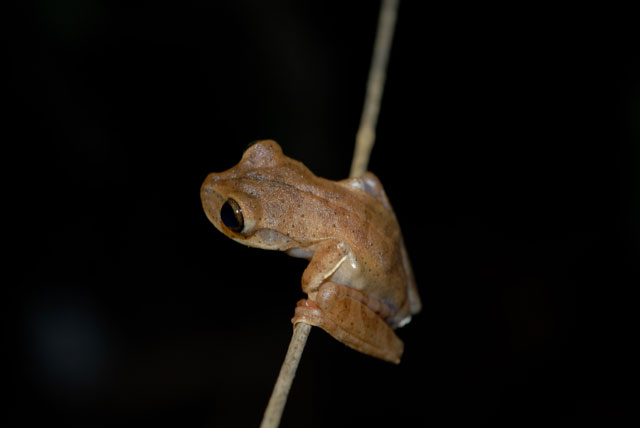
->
{"left": 200, "top": 174, "right": 225, "bottom": 213}
{"left": 202, "top": 172, "right": 222, "bottom": 186}
{"left": 200, "top": 173, "right": 223, "bottom": 198}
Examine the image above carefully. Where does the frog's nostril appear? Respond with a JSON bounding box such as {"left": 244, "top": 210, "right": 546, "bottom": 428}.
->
{"left": 205, "top": 173, "right": 221, "bottom": 184}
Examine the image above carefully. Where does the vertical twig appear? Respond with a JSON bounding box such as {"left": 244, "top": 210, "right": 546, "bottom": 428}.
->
{"left": 259, "top": 323, "right": 311, "bottom": 428}
{"left": 260, "top": 1, "right": 400, "bottom": 426}
{"left": 350, "top": 0, "right": 399, "bottom": 178}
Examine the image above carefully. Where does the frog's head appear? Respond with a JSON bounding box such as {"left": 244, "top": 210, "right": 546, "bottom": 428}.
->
{"left": 200, "top": 140, "right": 314, "bottom": 251}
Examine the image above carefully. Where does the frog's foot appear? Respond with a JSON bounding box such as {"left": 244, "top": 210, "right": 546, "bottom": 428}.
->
{"left": 291, "top": 282, "right": 404, "bottom": 364}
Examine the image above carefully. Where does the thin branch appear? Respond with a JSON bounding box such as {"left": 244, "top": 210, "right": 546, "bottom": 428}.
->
{"left": 259, "top": 323, "right": 311, "bottom": 428}
{"left": 350, "top": 0, "right": 399, "bottom": 178}
{"left": 260, "top": 1, "right": 400, "bottom": 426}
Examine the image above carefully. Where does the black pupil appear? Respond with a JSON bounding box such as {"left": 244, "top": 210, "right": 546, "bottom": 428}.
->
{"left": 220, "top": 199, "right": 243, "bottom": 232}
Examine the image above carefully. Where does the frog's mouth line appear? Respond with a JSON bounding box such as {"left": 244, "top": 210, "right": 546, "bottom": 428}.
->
{"left": 226, "top": 228, "right": 302, "bottom": 253}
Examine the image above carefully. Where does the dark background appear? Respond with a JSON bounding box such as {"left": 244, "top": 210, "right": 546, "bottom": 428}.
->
{"left": 7, "top": 1, "right": 639, "bottom": 426}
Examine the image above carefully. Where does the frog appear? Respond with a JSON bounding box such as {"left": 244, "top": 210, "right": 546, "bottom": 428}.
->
{"left": 200, "top": 140, "right": 421, "bottom": 363}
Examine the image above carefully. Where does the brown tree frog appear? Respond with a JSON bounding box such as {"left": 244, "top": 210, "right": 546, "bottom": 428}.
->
{"left": 200, "top": 140, "right": 421, "bottom": 363}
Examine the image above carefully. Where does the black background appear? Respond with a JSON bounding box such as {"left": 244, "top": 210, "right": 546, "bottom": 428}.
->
{"left": 7, "top": 1, "right": 639, "bottom": 426}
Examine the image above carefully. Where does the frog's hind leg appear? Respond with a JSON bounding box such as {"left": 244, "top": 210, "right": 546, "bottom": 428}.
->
{"left": 292, "top": 282, "right": 404, "bottom": 364}
{"left": 339, "top": 172, "right": 422, "bottom": 318}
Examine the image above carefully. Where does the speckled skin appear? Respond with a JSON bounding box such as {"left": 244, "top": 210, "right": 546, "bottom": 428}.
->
{"left": 200, "top": 140, "right": 421, "bottom": 363}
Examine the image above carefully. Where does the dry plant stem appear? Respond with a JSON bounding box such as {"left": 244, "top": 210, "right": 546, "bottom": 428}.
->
{"left": 260, "top": 1, "right": 400, "bottom": 427}
{"left": 350, "top": 0, "right": 400, "bottom": 178}
{"left": 259, "top": 323, "right": 312, "bottom": 428}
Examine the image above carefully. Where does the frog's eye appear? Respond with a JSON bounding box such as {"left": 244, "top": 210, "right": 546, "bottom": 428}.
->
{"left": 220, "top": 198, "right": 244, "bottom": 232}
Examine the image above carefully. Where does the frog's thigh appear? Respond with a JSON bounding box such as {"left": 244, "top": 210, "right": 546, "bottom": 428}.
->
{"left": 301, "top": 240, "right": 349, "bottom": 295}
{"left": 292, "top": 282, "right": 404, "bottom": 364}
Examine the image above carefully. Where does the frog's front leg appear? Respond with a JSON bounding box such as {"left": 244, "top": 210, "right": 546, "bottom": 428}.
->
{"left": 292, "top": 282, "right": 404, "bottom": 364}
{"left": 300, "top": 239, "right": 349, "bottom": 298}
